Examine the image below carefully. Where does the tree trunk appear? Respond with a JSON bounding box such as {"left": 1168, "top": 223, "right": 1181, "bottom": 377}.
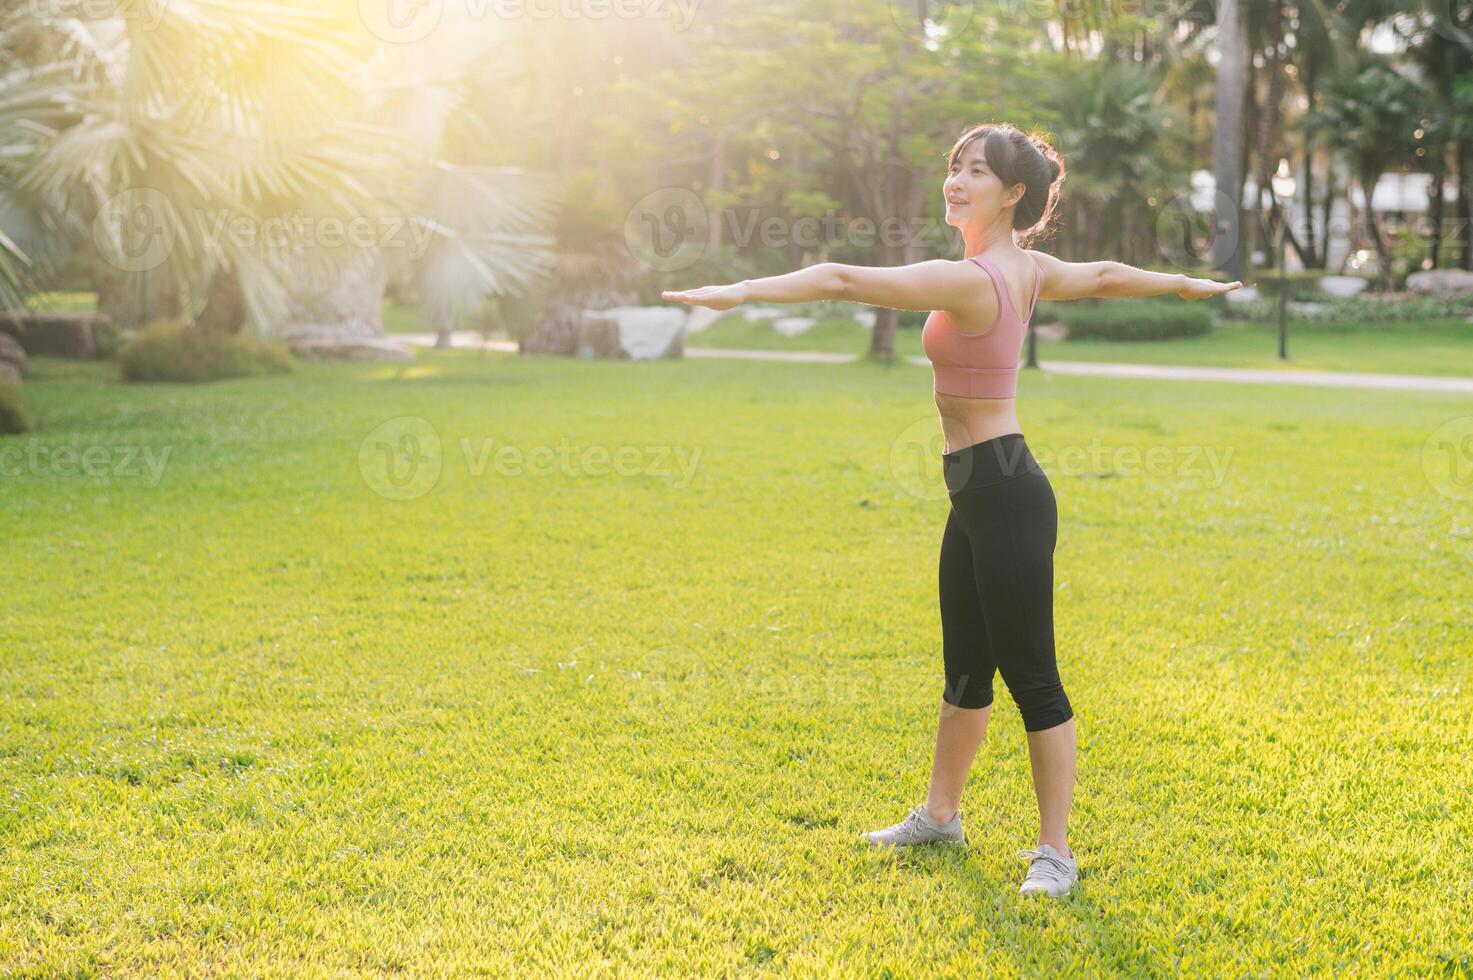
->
{"left": 1320, "top": 155, "right": 1337, "bottom": 272}
{"left": 1430, "top": 149, "right": 1446, "bottom": 269}
{"left": 1211, "top": 0, "right": 1248, "bottom": 280}
{"left": 1301, "top": 62, "right": 1319, "bottom": 268}
{"left": 1253, "top": 1, "right": 1288, "bottom": 263}
{"left": 1458, "top": 138, "right": 1472, "bottom": 271}
{"left": 708, "top": 130, "right": 727, "bottom": 255}
{"left": 195, "top": 264, "right": 247, "bottom": 335}
{"left": 1361, "top": 175, "right": 1395, "bottom": 291}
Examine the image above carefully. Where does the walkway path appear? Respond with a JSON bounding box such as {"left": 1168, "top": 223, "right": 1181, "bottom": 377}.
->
{"left": 395, "top": 333, "right": 1473, "bottom": 394}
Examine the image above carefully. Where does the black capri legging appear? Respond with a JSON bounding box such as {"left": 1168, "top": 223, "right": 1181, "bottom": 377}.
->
{"left": 938, "top": 432, "right": 1073, "bottom": 731}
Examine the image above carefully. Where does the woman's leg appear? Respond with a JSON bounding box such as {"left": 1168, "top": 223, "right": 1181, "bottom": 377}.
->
{"left": 1025, "top": 718, "right": 1075, "bottom": 857}
{"left": 926, "top": 503, "right": 997, "bottom": 825}
{"left": 953, "top": 469, "right": 1076, "bottom": 857}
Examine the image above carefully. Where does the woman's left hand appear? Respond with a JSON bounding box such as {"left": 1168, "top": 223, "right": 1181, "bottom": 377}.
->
{"left": 1178, "top": 277, "right": 1243, "bottom": 301}
{"left": 661, "top": 282, "right": 749, "bottom": 311}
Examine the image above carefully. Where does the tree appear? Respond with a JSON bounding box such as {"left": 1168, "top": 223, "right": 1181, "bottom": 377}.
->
{"left": 1305, "top": 59, "right": 1422, "bottom": 288}
{"left": 1211, "top": 0, "right": 1249, "bottom": 281}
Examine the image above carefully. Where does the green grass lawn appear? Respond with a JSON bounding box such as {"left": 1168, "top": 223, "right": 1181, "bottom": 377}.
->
{"left": 693, "top": 312, "right": 1473, "bottom": 378}
{"left": 4, "top": 351, "right": 1471, "bottom": 974}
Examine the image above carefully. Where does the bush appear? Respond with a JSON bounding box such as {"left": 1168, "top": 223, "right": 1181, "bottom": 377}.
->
{"left": 1252, "top": 270, "right": 1335, "bottom": 301}
{"left": 0, "top": 381, "right": 30, "bottom": 434}
{"left": 1060, "top": 300, "right": 1212, "bottom": 341}
{"left": 119, "top": 320, "right": 296, "bottom": 383}
{"left": 1220, "top": 292, "right": 1473, "bottom": 324}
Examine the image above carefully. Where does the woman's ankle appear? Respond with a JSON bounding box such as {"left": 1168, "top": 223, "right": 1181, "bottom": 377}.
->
{"left": 923, "top": 802, "right": 959, "bottom": 825}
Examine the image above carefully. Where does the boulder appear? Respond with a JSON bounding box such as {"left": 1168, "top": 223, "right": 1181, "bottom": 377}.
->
{"left": 0, "top": 331, "right": 25, "bottom": 383}
{"left": 0, "top": 311, "right": 111, "bottom": 358}
{"left": 682, "top": 306, "right": 724, "bottom": 334}
{"left": 1320, "top": 276, "right": 1369, "bottom": 298}
{"left": 580, "top": 306, "right": 685, "bottom": 359}
{"left": 741, "top": 306, "right": 784, "bottom": 321}
{"left": 1224, "top": 285, "right": 1260, "bottom": 304}
{"left": 1406, "top": 269, "right": 1473, "bottom": 298}
{"left": 283, "top": 335, "right": 415, "bottom": 362}
{"left": 854, "top": 310, "right": 877, "bottom": 329}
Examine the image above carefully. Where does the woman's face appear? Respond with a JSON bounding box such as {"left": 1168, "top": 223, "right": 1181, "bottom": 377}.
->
{"left": 943, "top": 141, "right": 1023, "bottom": 233}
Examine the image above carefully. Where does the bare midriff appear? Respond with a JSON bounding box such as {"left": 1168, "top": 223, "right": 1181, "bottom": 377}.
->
{"left": 934, "top": 391, "right": 1022, "bottom": 456}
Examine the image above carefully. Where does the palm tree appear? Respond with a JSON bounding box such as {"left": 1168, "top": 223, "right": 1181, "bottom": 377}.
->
{"left": 4, "top": 1, "right": 558, "bottom": 345}
{"left": 1211, "top": 0, "right": 1249, "bottom": 281}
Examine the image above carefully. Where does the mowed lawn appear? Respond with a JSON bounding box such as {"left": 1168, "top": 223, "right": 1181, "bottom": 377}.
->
{"left": 3, "top": 351, "right": 1471, "bottom": 975}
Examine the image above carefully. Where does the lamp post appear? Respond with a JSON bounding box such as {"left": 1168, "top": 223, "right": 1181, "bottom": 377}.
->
{"left": 1271, "top": 158, "right": 1297, "bottom": 361}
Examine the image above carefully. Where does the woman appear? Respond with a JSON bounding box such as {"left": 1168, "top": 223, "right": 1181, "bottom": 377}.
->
{"left": 662, "top": 122, "right": 1239, "bottom": 898}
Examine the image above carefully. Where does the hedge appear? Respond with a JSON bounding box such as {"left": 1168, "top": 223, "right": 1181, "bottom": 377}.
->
{"left": 0, "top": 381, "right": 30, "bottom": 434}
{"left": 118, "top": 321, "right": 296, "bottom": 383}
{"left": 1060, "top": 300, "right": 1212, "bottom": 341}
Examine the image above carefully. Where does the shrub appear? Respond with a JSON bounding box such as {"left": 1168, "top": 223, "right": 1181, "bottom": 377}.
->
{"left": 1252, "top": 270, "right": 1335, "bottom": 301}
{"left": 1220, "top": 292, "right": 1473, "bottom": 324}
{"left": 1060, "top": 300, "right": 1212, "bottom": 341}
{"left": 0, "top": 381, "right": 30, "bottom": 434}
{"left": 118, "top": 320, "right": 295, "bottom": 383}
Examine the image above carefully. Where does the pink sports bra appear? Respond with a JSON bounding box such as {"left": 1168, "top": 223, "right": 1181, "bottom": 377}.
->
{"left": 921, "top": 252, "right": 1042, "bottom": 399}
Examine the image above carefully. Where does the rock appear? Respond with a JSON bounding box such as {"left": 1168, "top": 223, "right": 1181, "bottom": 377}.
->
{"left": 1320, "top": 276, "right": 1369, "bottom": 298}
{"left": 1225, "top": 285, "right": 1260, "bottom": 304}
{"left": 0, "top": 331, "right": 24, "bottom": 383}
{"left": 1406, "top": 269, "right": 1473, "bottom": 298}
{"left": 683, "top": 307, "right": 724, "bottom": 334}
{"left": 742, "top": 306, "right": 784, "bottom": 321}
{"left": 0, "top": 310, "right": 111, "bottom": 358}
{"left": 853, "top": 310, "right": 876, "bottom": 329}
{"left": 773, "top": 316, "right": 816, "bottom": 337}
{"left": 284, "top": 336, "right": 415, "bottom": 362}
{"left": 581, "top": 306, "right": 685, "bottom": 359}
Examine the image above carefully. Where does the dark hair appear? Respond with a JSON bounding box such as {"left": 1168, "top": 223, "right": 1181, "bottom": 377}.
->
{"left": 945, "top": 123, "right": 1065, "bottom": 248}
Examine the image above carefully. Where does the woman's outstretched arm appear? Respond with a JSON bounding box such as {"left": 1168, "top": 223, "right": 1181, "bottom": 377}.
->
{"left": 663, "top": 260, "right": 991, "bottom": 315}
{"left": 1028, "top": 251, "right": 1241, "bottom": 302}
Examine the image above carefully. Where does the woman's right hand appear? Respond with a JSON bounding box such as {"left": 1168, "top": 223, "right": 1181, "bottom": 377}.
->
{"left": 661, "top": 282, "right": 750, "bottom": 311}
{"left": 1178, "top": 277, "right": 1243, "bottom": 301}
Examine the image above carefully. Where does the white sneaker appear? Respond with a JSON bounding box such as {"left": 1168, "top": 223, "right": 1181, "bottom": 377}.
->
{"left": 864, "top": 805, "right": 966, "bottom": 849}
{"left": 1017, "top": 843, "right": 1078, "bottom": 896}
